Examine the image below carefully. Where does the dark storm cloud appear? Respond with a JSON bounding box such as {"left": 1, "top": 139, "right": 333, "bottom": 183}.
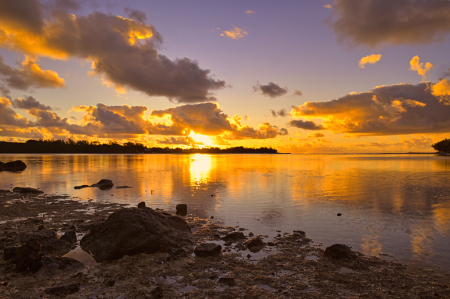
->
{"left": 0, "top": 0, "right": 44, "bottom": 34}
{"left": 254, "top": 82, "right": 288, "bottom": 98}
{"left": 12, "top": 96, "right": 53, "bottom": 111}
{"left": 0, "top": 2, "right": 226, "bottom": 103}
{"left": 288, "top": 119, "right": 324, "bottom": 130}
{"left": 328, "top": 0, "right": 450, "bottom": 47}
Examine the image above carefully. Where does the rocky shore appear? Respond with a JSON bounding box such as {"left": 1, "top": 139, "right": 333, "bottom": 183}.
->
{"left": 0, "top": 191, "right": 449, "bottom": 298}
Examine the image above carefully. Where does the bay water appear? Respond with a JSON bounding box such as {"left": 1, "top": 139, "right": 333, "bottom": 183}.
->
{"left": 1, "top": 153, "right": 449, "bottom": 274}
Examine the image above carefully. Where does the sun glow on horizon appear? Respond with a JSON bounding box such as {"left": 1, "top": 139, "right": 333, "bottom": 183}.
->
{"left": 189, "top": 131, "right": 213, "bottom": 147}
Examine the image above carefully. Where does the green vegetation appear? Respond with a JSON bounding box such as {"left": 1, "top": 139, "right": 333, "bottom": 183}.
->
{"left": 431, "top": 138, "right": 450, "bottom": 153}
{"left": 0, "top": 139, "right": 278, "bottom": 154}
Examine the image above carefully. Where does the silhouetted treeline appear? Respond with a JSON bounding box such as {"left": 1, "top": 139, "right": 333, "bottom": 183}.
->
{"left": 0, "top": 139, "right": 278, "bottom": 154}
{"left": 432, "top": 138, "right": 450, "bottom": 153}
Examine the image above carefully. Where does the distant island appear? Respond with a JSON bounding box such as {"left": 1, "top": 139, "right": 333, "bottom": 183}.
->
{"left": 0, "top": 139, "right": 279, "bottom": 154}
{"left": 431, "top": 138, "right": 450, "bottom": 155}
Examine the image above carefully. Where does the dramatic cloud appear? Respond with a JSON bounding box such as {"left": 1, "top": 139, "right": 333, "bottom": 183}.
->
{"left": 327, "top": 0, "right": 450, "bottom": 47}
{"left": 220, "top": 26, "right": 248, "bottom": 40}
{"left": 254, "top": 82, "right": 288, "bottom": 98}
{"left": 151, "top": 103, "right": 280, "bottom": 140}
{"left": 410, "top": 56, "right": 433, "bottom": 80}
{"left": 0, "top": 97, "right": 32, "bottom": 127}
{"left": 359, "top": 54, "right": 382, "bottom": 68}
{"left": 288, "top": 119, "right": 324, "bottom": 130}
{"left": 293, "top": 90, "right": 303, "bottom": 97}
{"left": 0, "top": 55, "right": 65, "bottom": 90}
{"left": 0, "top": 0, "right": 225, "bottom": 103}
{"left": 270, "top": 108, "right": 288, "bottom": 117}
{"left": 245, "top": 10, "right": 256, "bottom": 16}
{"left": 292, "top": 82, "right": 450, "bottom": 135}
{"left": 432, "top": 79, "right": 450, "bottom": 101}
{"left": 12, "top": 96, "right": 52, "bottom": 111}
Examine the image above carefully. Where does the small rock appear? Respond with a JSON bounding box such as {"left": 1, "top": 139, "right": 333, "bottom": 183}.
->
{"left": 116, "top": 186, "right": 132, "bottom": 189}
{"left": 39, "top": 256, "right": 85, "bottom": 272}
{"left": 74, "top": 185, "right": 89, "bottom": 190}
{"left": 247, "top": 254, "right": 252, "bottom": 259}
{"left": 91, "top": 179, "right": 114, "bottom": 190}
{"left": 222, "top": 232, "right": 246, "bottom": 243}
{"left": 3, "top": 246, "right": 20, "bottom": 260}
{"left": 12, "top": 239, "right": 41, "bottom": 272}
{"left": 176, "top": 204, "right": 187, "bottom": 216}
{"left": 60, "top": 230, "right": 77, "bottom": 245}
{"left": 167, "top": 248, "right": 187, "bottom": 261}
{"left": 3, "top": 160, "right": 27, "bottom": 172}
{"left": 12, "top": 187, "right": 44, "bottom": 194}
{"left": 105, "top": 280, "right": 115, "bottom": 287}
{"left": 218, "top": 277, "right": 236, "bottom": 286}
{"left": 194, "top": 243, "right": 222, "bottom": 257}
{"left": 44, "top": 283, "right": 80, "bottom": 296}
{"left": 19, "top": 230, "right": 72, "bottom": 256}
{"left": 137, "top": 202, "right": 146, "bottom": 208}
{"left": 246, "top": 236, "right": 265, "bottom": 252}
{"left": 337, "top": 213, "right": 342, "bottom": 216}
{"left": 324, "top": 244, "right": 356, "bottom": 260}
{"left": 210, "top": 216, "right": 214, "bottom": 219}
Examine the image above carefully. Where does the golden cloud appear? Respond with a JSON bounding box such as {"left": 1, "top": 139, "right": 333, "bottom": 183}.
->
{"left": 410, "top": 56, "right": 433, "bottom": 80}
{"left": 0, "top": 0, "right": 225, "bottom": 103}
{"left": 359, "top": 54, "right": 381, "bottom": 68}
{"left": 220, "top": 27, "right": 248, "bottom": 40}
{"left": 291, "top": 82, "right": 450, "bottom": 135}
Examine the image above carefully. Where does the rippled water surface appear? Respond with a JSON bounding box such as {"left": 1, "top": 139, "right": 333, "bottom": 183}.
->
{"left": 1, "top": 153, "right": 449, "bottom": 273}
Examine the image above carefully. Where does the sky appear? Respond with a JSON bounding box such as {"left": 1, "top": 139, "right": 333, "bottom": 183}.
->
{"left": 0, "top": 0, "right": 450, "bottom": 153}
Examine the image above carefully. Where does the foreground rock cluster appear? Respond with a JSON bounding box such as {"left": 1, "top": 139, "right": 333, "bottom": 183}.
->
{"left": 0, "top": 192, "right": 449, "bottom": 298}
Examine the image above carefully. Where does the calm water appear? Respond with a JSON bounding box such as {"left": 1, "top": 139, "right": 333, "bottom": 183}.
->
{"left": 1, "top": 154, "right": 450, "bottom": 273}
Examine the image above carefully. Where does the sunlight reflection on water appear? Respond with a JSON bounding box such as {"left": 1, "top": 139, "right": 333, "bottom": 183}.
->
{"left": 0, "top": 153, "right": 449, "bottom": 273}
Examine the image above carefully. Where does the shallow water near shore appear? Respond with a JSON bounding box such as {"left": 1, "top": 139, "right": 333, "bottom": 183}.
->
{"left": 1, "top": 153, "right": 449, "bottom": 275}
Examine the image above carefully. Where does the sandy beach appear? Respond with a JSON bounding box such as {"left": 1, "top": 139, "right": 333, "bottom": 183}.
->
{"left": 0, "top": 191, "right": 449, "bottom": 299}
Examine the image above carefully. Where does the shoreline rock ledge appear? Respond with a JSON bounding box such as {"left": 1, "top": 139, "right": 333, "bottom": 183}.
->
{"left": 80, "top": 207, "right": 195, "bottom": 262}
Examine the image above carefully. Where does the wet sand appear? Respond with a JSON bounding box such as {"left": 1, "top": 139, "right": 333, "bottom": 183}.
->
{"left": 0, "top": 191, "right": 449, "bottom": 298}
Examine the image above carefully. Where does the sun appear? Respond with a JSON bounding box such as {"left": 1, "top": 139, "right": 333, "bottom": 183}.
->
{"left": 189, "top": 131, "right": 213, "bottom": 147}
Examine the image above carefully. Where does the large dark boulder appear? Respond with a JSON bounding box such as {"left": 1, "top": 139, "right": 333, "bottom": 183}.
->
{"left": 80, "top": 208, "right": 195, "bottom": 262}
{"left": 2, "top": 160, "right": 27, "bottom": 172}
